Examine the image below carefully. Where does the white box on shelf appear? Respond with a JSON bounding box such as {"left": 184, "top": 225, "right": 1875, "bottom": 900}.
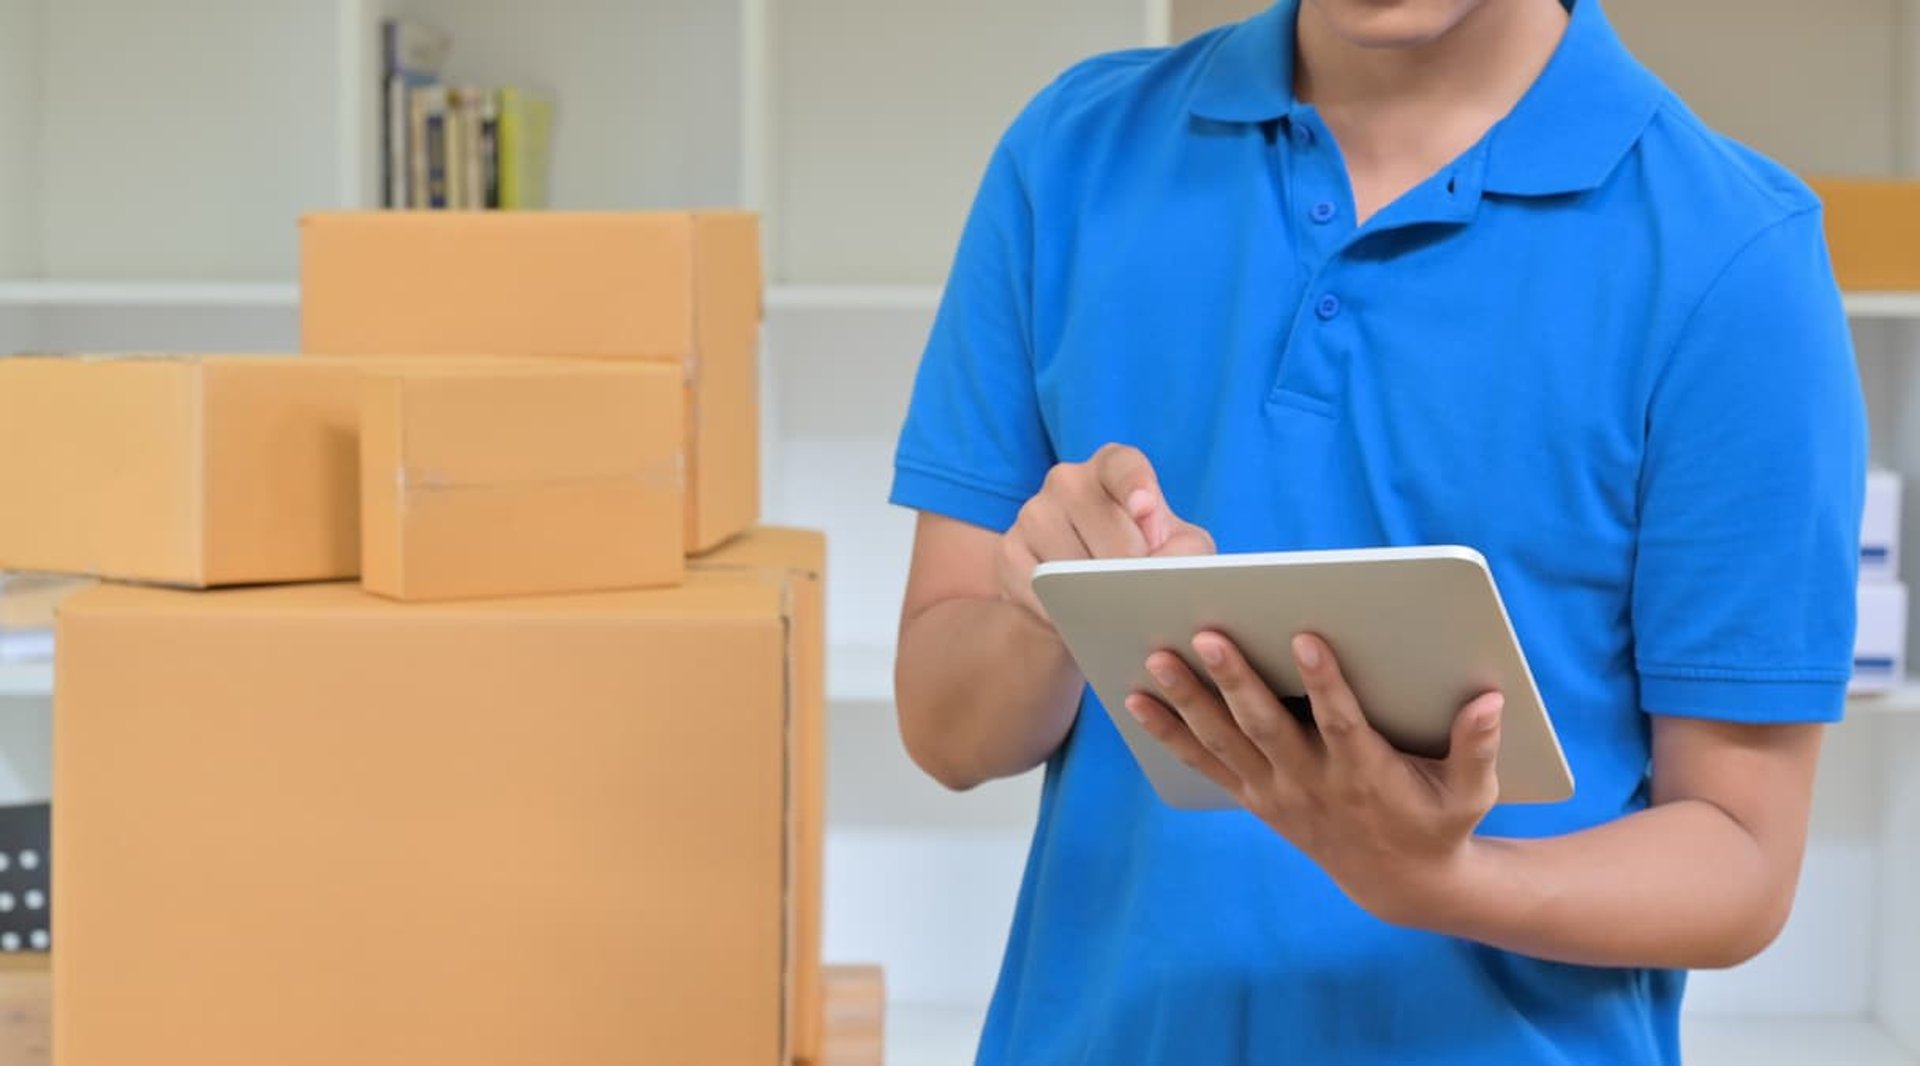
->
{"left": 1850, "top": 581, "right": 1908, "bottom": 694}
{"left": 1863, "top": 468, "right": 1901, "bottom": 582}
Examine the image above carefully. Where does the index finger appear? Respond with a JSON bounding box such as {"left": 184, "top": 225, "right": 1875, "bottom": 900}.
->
{"left": 1091, "top": 445, "right": 1171, "bottom": 548}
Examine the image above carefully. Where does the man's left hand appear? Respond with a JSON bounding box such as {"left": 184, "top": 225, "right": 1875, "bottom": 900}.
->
{"left": 1124, "top": 631, "right": 1505, "bottom": 928}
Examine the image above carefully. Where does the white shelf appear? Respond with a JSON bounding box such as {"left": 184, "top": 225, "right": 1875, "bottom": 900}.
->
{"left": 830, "top": 643, "right": 895, "bottom": 705}
{"left": 0, "top": 280, "right": 298, "bottom": 308}
{"left": 0, "top": 662, "right": 51, "bottom": 700}
{"left": 1845, "top": 292, "right": 1920, "bottom": 319}
{"left": 1850, "top": 682, "right": 1920, "bottom": 716}
{"left": 884, "top": 1007, "right": 1918, "bottom": 1066}
{"left": 766, "top": 284, "right": 942, "bottom": 312}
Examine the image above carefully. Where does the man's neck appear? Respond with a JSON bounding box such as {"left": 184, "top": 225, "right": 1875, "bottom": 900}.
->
{"left": 1293, "top": 0, "right": 1570, "bottom": 222}
{"left": 1295, "top": 0, "right": 1570, "bottom": 118}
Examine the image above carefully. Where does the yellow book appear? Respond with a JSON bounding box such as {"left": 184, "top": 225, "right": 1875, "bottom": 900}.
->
{"left": 497, "top": 87, "right": 554, "bottom": 210}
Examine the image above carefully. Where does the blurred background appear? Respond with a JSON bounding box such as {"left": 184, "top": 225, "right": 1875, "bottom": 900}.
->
{"left": 2, "top": 2, "right": 1920, "bottom": 1062}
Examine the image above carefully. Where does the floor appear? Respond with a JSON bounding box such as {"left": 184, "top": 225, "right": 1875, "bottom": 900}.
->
{"left": 6, "top": 961, "right": 1915, "bottom": 1066}
{"left": 885, "top": 1006, "right": 1920, "bottom": 1065}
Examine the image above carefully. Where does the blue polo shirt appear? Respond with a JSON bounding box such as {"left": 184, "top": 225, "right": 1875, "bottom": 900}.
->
{"left": 890, "top": 1, "right": 1867, "bottom": 1062}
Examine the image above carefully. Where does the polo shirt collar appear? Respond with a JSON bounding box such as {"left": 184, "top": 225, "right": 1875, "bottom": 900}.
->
{"left": 1188, "top": 0, "right": 1666, "bottom": 197}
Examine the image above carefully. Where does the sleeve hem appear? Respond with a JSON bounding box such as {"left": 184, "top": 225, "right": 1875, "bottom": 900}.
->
{"left": 1639, "top": 673, "right": 1848, "bottom": 724}
{"left": 890, "top": 461, "right": 1035, "bottom": 534}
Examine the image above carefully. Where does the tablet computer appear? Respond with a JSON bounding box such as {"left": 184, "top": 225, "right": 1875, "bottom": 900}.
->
{"left": 1031, "top": 546, "right": 1573, "bottom": 810}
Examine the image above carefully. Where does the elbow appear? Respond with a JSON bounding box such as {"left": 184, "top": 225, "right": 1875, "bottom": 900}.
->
{"left": 1692, "top": 896, "right": 1795, "bottom": 971}
{"left": 900, "top": 716, "right": 989, "bottom": 793}
{"left": 895, "top": 690, "right": 990, "bottom": 793}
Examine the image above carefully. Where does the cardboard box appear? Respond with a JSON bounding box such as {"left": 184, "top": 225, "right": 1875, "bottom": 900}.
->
{"left": 692, "top": 528, "right": 826, "bottom": 1063}
{"left": 1807, "top": 179, "right": 1920, "bottom": 292}
{"left": 361, "top": 363, "right": 686, "bottom": 601}
{"left": 1851, "top": 580, "right": 1908, "bottom": 694}
{"left": 0, "top": 953, "right": 49, "bottom": 1066}
{"left": 0, "top": 355, "right": 369, "bottom": 587}
{"left": 55, "top": 558, "right": 821, "bottom": 1066}
{"left": 300, "top": 211, "right": 762, "bottom": 552}
{"left": 1864, "top": 468, "right": 1902, "bottom": 582}
{"left": 817, "top": 965, "right": 886, "bottom": 1066}
{"left": 0, "top": 355, "right": 548, "bottom": 588}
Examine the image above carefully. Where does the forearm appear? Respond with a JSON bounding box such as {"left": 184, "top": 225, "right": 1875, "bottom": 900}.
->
{"left": 1429, "top": 800, "right": 1795, "bottom": 970}
{"left": 895, "top": 597, "right": 1084, "bottom": 790}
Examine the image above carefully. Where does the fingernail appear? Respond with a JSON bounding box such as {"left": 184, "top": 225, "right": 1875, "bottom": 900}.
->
{"left": 1478, "top": 697, "right": 1504, "bottom": 730}
{"left": 1148, "top": 660, "right": 1177, "bottom": 688}
{"left": 1124, "top": 697, "right": 1149, "bottom": 723}
{"left": 1195, "top": 638, "right": 1225, "bottom": 667}
{"left": 1293, "top": 635, "right": 1321, "bottom": 670}
{"left": 1126, "top": 489, "right": 1156, "bottom": 517}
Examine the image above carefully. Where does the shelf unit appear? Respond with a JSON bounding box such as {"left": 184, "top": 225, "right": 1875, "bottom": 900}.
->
{"left": 0, "top": 0, "right": 1918, "bottom": 1051}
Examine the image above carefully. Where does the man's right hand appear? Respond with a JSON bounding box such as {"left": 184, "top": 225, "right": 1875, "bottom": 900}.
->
{"left": 997, "top": 443, "right": 1216, "bottom": 621}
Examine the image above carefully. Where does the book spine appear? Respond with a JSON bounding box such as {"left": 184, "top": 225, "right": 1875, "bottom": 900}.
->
{"left": 423, "top": 89, "right": 448, "bottom": 209}
{"left": 480, "top": 91, "right": 501, "bottom": 209}
{"left": 384, "top": 75, "right": 407, "bottom": 208}
{"left": 462, "top": 90, "right": 484, "bottom": 209}
{"left": 497, "top": 87, "right": 521, "bottom": 210}
{"left": 444, "top": 90, "right": 465, "bottom": 209}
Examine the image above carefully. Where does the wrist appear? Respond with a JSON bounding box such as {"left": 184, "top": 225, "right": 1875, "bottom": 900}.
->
{"left": 1375, "top": 837, "right": 1507, "bottom": 937}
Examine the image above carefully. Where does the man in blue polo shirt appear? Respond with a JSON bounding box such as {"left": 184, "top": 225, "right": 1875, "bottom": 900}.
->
{"left": 891, "top": 0, "right": 1865, "bottom": 1063}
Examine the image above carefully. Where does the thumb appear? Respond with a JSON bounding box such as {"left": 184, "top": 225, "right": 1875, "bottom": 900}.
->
{"left": 1443, "top": 692, "right": 1504, "bottom": 805}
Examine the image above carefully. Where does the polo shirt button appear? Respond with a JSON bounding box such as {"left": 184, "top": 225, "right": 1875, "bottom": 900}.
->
{"left": 1310, "top": 201, "right": 1337, "bottom": 224}
{"left": 1315, "top": 294, "right": 1342, "bottom": 321}
{"left": 1292, "top": 124, "right": 1315, "bottom": 148}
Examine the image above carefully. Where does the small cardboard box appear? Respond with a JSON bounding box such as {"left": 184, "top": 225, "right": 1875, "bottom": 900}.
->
{"left": 301, "top": 211, "right": 762, "bottom": 552}
{"left": 1807, "top": 179, "right": 1920, "bottom": 292}
{"left": 1851, "top": 580, "right": 1908, "bottom": 694}
{"left": 0, "top": 355, "right": 367, "bottom": 587}
{"left": 692, "top": 528, "right": 826, "bottom": 1062}
{"left": 361, "top": 362, "right": 686, "bottom": 601}
{"left": 54, "top": 541, "right": 822, "bottom": 1066}
{"left": 815, "top": 965, "right": 886, "bottom": 1066}
{"left": 1864, "top": 468, "right": 1902, "bottom": 583}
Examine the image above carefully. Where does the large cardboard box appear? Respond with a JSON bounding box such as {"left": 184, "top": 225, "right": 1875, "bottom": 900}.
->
{"left": 361, "top": 362, "right": 686, "bottom": 601}
{"left": 1852, "top": 580, "right": 1910, "bottom": 694}
{"left": 692, "top": 528, "right": 827, "bottom": 1064}
{"left": 0, "top": 355, "right": 369, "bottom": 587}
{"left": 1807, "top": 178, "right": 1920, "bottom": 291}
{"left": 54, "top": 544, "right": 822, "bottom": 1066}
{"left": 300, "top": 211, "right": 762, "bottom": 552}
{"left": 0, "top": 355, "right": 539, "bottom": 588}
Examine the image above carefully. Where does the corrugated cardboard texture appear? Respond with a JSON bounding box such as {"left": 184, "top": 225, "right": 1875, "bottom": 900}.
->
{"left": 1807, "top": 178, "right": 1920, "bottom": 291}
{"left": 55, "top": 577, "right": 794, "bottom": 1066}
{"left": 299, "top": 211, "right": 763, "bottom": 551}
{"left": 693, "top": 527, "right": 827, "bottom": 1064}
{"left": 361, "top": 363, "right": 685, "bottom": 601}
{"left": 817, "top": 966, "right": 886, "bottom": 1066}
{"left": 0, "top": 356, "right": 362, "bottom": 586}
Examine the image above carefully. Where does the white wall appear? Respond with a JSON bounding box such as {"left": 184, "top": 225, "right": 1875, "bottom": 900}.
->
{"left": 1880, "top": 721, "right": 1920, "bottom": 1051}
{"left": 41, "top": 0, "right": 349, "bottom": 281}
{"left": 773, "top": 0, "right": 1146, "bottom": 284}
{"left": 388, "top": 0, "right": 747, "bottom": 211}
{"left": 1170, "top": 0, "right": 1262, "bottom": 43}
{"left": 1598, "top": 0, "right": 1898, "bottom": 176}
{"left": 0, "top": 0, "right": 45, "bottom": 278}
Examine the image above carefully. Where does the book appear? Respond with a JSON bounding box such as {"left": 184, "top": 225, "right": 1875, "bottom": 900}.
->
{"left": 458, "top": 88, "right": 486, "bottom": 209}
{"left": 411, "top": 85, "right": 449, "bottom": 209}
{"left": 479, "top": 91, "right": 501, "bottom": 209}
{"left": 497, "top": 87, "right": 555, "bottom": 210}
{"left": 380, "top": 19, "right": 450, "bottom": 208}
{"left": 444, "top": 88, "right": 466, "bottom": 209}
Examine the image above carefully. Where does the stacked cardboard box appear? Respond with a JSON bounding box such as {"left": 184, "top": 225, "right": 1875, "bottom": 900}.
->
{"left": 0, "top": 211, "right": 864, "bottom": 1065}
{"left": 1853, "top": 468, "right": 1907, "bottom": 694}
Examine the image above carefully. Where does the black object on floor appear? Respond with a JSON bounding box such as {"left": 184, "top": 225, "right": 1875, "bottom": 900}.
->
{"left": 0, "top": 804, "right": 49, "bottom": 955}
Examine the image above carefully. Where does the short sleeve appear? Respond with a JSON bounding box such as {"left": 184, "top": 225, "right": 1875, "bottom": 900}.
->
{"left": 1634, "top": 208, "right": 1868, "bottom": 723}
{"left": 889, "top": 88, "right": 1060, "bottom": 533}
